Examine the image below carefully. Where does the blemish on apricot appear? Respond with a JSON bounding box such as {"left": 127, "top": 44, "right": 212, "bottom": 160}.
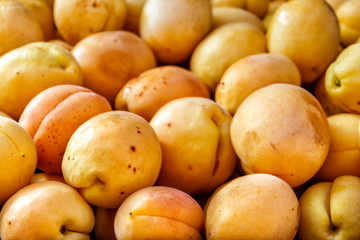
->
{"left": 130, "top": 145, "right": 136, "bottom": 152}
{"left": 133, "top": 167, "right": 136, "bottom": 173}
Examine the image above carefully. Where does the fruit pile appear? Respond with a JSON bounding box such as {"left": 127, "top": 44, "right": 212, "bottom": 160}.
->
{"left": 0, "top": 0, "right": 360, "bottom": 239}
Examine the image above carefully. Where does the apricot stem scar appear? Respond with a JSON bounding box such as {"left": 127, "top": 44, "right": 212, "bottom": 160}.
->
{"left": 335, "top": 78, "right": 341, "bottom": 87}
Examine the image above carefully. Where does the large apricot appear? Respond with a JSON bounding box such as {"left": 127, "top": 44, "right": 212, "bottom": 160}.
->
{"left": 231, "top": 83, "right": 330, "bottom": 187}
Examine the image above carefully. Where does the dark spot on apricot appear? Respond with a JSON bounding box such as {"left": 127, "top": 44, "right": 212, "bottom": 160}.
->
{"left": 167, "top": 123, "right": 172, "bottom": 127}
{"left": 121, "top": 191, "right": 125, "bottom": 194}
{"left": 137, "top": 130, "right": 141, "bottom": 134}
{"left": 48, "top": 162, "right": 51, "bottom": 165}
{"left": 188, "top": 165, "right": 193, "bottom": 170}
{"left": 22, "top": 154, "right": 25, "bottom": 157}
{"left": 128, "top": 164, "right": 131, "bottom": 168}
{"left": 92, "top": 2, "right": 97, "bottom": 7}
{"left": 16, "top": 72, "right": 19, "bottom": 75}
{"left": 130, "top": 145, "right": 136, "bottom": 152}
{"left": 60, "top": 225, "right": 66, "bottom": 234}
{"left": 8, "top": 221, "right": 11, "bottom": 225}
{"left": 129, "top": 212, "right": 132, "bottom": 216}
{"left": 133, "top": 167, "right": 136, "bottom": 173}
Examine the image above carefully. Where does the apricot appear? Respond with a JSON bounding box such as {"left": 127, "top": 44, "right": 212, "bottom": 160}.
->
{"left": 231, "top": 83, "right": 330, "bottom": 187}
{"left": 150, "top": 97, "right": 237, "bottom": 195}
{"left": 0, "top": 117, "right": 37, "bottom": 205}
{"left": 140, "top": 0, "right": 212, "bottom": 64}
{"left": 19, "top": 84, "right": 112, "bottom": 174}
{"left": 0, "top": 41, "right": 83, "bottom": 120}
{"left": 0, "top": 181, "right": 95, "bottom": 239}
{"left": 62, "top": 111, "right": 162, "bottom": 209}
{"left": 215, "top": 53, "right": 301, "bottom": 115}
{"left": 114, "top": 186, "right": 205, "bottom": 240}
{"left": 205, "top": 173, "right": 299, "bottom": 240}
{"left": 72, "top": 30, "right": 156, "bottom": 105}
{"left": 115, "top": 65, "right": 210, "bottom": 121}
{"left": 190, "top": 22, "right": 267, "bottom": 93}
{"left": 298, "top": 175, "right": 360, "bottom": 240}
{"left": 0, "top": 0, "right": 44, "bottom": 56}
{"left": 54, "top": 0, "right": 127, "bottom": 45}
{"left": 314, "top": 113, "right": 360, "bottom": 181}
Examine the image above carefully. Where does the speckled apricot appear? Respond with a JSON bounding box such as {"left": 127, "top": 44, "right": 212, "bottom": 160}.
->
{"left": 19, "top": 84, "right": 112, "bottom": 173}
